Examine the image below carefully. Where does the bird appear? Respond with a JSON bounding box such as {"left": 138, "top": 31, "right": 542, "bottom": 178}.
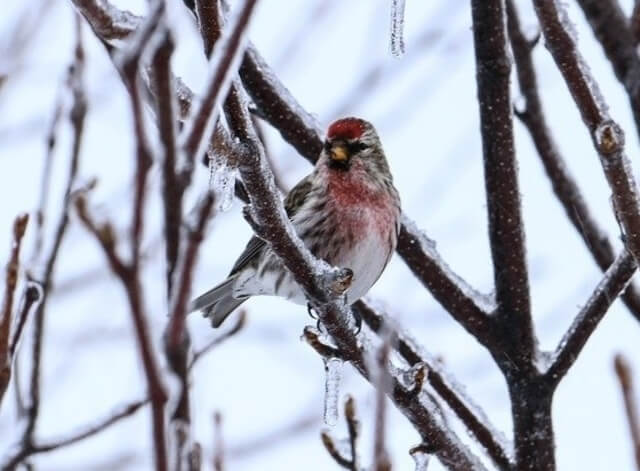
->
{"left": 190, "top": 117, "right": 401, "bottom": 327}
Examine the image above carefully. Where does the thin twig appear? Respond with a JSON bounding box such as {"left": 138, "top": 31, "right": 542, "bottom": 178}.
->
{"left": 614, "top": 354, "right": 640, "bottom": 471}
{"left": 345, "top": 396, "right": 360, "bottom": 471}
{"left": 24, "top": 22, "right": 87, "bottom": 448}
{"left": 181, "top": 0, "right": 260, "bottom": 167}
{"left": 0, "top": 214, "right": 29, "bottom": 405}
{"left": 9, "top": 285, "right": 41, "bottom": 360}
{"left": 373, "top": 332, "right": 393, "bottom": 471}
{"left": 2, "top": 398, "right": 148, "bottom": 469}
{"left": 150, "top": 25, "right": 182, "bottom": 298}
{"left": 575, "top": 0, "right": 640, "bottom": 142}
{"left": 213, "top": 412, "right": 224, "bottom": 471}
{"left": 164, "top": 192, "right": 215, "bottom": 434}
{"left": 546, "top": 252, "right": 637, "bottom": 383}
{"left": 189, "top": 310, "right": 247, "bottom": 370}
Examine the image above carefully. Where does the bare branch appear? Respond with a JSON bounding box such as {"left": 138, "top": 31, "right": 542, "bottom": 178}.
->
{"left": 213, "top": 412, "right": 224, "bottom": 471}
{"left": 533, "top": 0, "right": 640, "bottom": 268}
{"left": 9, "top": 284, "right": 41, "bottom": 360}
{"left": 189, "top": 310, "right": 247, "bottom": 370}
{"left": 321, "top": 430, "right": 352, "bottom": 469}
{"left": 354, "top": 301, "right": 514, "bottom": 471}
{"left": 506, "top": 0, "right": 640, "bottom": 324}
{"left": 164, "top": 192, "right": 215, "bottom": 434}
{"left": 632, "top": 1, "right": 640, "bottom": 45}
{"left": 23, "top": 23, "right": 87, "bottom": 449}
{"left": 546, "top": 252, "right": 637, "bottom": 384}
{"left": 2, "top": 398, "right": 148, "bottom": 469}
{"left": 181, "top": 0, "right": 260, "bottom": 166}
{"left": 373, "top": 333, "right": 392, "bottom": 471}
{"left": 614, "top": 354, "right": 640, "bottom": 471}
{"left": 0, "top": 214, "right": 29, "bottom": 405}
{"left": 74, "top": 12, "right": 169, "bottom": 466}
{"left": 574, "top": 0, "right": 640, "bottom": 142}
{"left": 471, "top": 0, "right": 533, "bottom": 364}
{"left": 150, "top": 25, "right": 182, "bottom": 298}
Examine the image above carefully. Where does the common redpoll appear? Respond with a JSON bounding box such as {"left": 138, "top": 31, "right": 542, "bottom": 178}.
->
{"left": 191, "top": 117, "right": 401, "bottom": 327}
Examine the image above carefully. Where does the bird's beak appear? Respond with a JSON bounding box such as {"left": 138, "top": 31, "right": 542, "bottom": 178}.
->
{"left": 330, "top": 144, "right": 349, "bottom": 162}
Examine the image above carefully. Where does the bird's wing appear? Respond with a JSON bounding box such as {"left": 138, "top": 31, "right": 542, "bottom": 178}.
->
{"left": 228, "top": 174, "right": 314, "bottom": 276}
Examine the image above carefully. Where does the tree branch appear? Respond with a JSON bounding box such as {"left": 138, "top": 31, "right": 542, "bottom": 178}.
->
{"left": 614, "top": 354, "right": 640, "bottom": 471}
{"left": 506, "top": 0, "right": 640, "bottom": 324}
{"left": 150, "top": 25, "right": 182, "bottom": 298}
{"left": 574, "top": 0, "right": 640, "bottom": 142}
{"left": 546, "top": 251, "right": 637, "bottom": 383}
{"left": 180, "top": 0, "right": 260, "bottom": 166}
{"left": 0, "top": 214, "right": 29, "bottom": 406}
{"left": 354, "top": 301, "right": 514, "bottom": 470}
{"left": 471, "top": 0, "right": 533, "bottom": 366}
{"left": 2, "top": 398, "right": 148, "bottom": 469}
{"left": 533, "top": 0, "right": 640, "bottom": 268}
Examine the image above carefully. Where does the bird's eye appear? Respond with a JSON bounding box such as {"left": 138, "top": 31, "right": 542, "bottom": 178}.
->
{"left": 324, "top": 141, "right": 332, "bottom": 152}
{"left": 347, "top": 141, "right": 368, "bottom": 154}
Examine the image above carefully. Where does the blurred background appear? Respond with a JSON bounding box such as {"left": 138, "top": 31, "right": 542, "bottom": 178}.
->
{"left": 1, "top": 0, "right": 640, "bottom": 469}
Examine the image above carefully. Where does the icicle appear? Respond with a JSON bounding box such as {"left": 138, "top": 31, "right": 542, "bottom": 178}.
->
{"left": 411, "top": 448, "right": 430, "bottom": 471}
{"left": 208, "top": 151, "right": 237, "bottom": 212}
{"left": 390, "top": 0, "right": 406, "bottom": 57}
{"left": 323, "top": 357, "right": 343, "bottom": 426}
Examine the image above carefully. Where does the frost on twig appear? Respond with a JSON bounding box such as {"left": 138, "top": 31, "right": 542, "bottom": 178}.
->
{"left": 180, "top": 0, "right": 260, "bottom": 165}
{"left": 390, "top": 0, "right": 406, "bottom": 57}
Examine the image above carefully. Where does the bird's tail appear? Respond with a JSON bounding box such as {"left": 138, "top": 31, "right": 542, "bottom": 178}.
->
{"left": 190, "top": 276, "right": 247, "bottom": 328}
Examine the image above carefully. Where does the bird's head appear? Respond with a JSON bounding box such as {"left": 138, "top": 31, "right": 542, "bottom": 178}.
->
{"left": 322, "top": 117, "right": 384, "bottom": 172}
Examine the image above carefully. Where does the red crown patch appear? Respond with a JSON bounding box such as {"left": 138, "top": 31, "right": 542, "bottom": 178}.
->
{"left": 327, "top": 118, "right": 365, "bottom": 140}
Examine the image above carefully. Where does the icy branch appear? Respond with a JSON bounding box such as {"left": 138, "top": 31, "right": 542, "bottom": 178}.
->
{"left": 574, "top": 0, "right": 640, "bottom": 142}
{"left": 506, "top": 0, "right": 640, "bottom": 324}
{"left": 354, "top": 301, "right": 514, "bottom": 470}
{"left": 546, "top": 252, "right": 637, "bottom": 384}
{"left": 533, "top": 0, "right": 640, "bottom": 268}
{"left": 471, "top": 0, "right": 534, "bottom": 363}
{"left": 0, "top": 214, "right": 29, "bottom": 406}
{"left": 2, "top": 398, "right": 148, "bottom": 469}
{"left": 180, "top": 0, "right": 260, "bottom": 166}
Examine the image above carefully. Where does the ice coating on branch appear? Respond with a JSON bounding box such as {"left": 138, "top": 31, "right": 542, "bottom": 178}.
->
{"left": 551, "top": 0, "right": 608, "bottom": 116}
{"left": 401, "top": 215, "right": 497, "bottom": 312}
{"left": 555, "top": 1, "right": 578, "bottom": 42}
{"left": 245, "top": 47, "right": 323, "bottom": 136}
{"left": 180, "top": 0, "right": 257, "bottom": 163}
{"left": 391, "top": 317, "right": 514, "bottom": 461}
{"left": 208, "top": 152, "right": 237, "bottom": 212}
{"left": 390, "top": 0, "right": 406, "bottom": 57}
{"left": 323, "top": 357, "right": 343, "bottom": 426}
